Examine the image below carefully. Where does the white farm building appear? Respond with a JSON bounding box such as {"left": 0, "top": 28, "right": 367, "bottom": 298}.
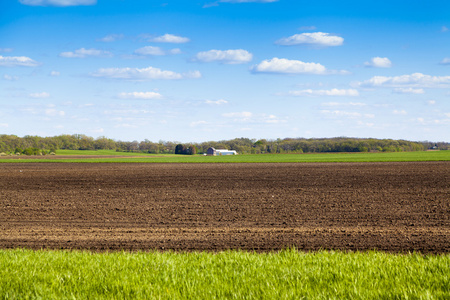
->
{"left": 206, "top": 147, "right": 238, "bottom": 156}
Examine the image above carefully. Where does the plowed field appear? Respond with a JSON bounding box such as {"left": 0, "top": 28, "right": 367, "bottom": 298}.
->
{"left": 0, "top": 162, "right": 448, "bottom": 253}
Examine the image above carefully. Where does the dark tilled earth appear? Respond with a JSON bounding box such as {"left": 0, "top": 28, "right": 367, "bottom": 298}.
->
{"left": 0, "top": 162, "right": 448, "bottom": 253}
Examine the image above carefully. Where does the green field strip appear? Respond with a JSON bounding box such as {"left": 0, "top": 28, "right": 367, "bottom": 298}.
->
{"left": 0, "top": 151, "right": 449, "bottom": 163}
{"left": 54, "top": 150, "right": 180, "bottom": 157}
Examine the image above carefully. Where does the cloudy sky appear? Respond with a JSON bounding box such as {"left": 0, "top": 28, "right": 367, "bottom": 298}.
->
{"left": 1, "top": 0, "right": 449, "bottom": 142}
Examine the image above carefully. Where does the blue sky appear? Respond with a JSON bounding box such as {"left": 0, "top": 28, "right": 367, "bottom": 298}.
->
{"left": 1, "top": 0, "right": 449, "bottom": 142}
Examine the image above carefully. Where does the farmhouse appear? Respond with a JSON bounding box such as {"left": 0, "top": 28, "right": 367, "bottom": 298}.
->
{"left": 206, "top": 147, "right": 238, "bottom": 156}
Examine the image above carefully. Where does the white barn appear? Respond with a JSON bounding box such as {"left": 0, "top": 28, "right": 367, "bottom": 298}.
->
{"left": 206, "top": 147, "right": 238, "bottom": 156}
{"left": 216, "top": 149, "right": 238, "bottom": 155}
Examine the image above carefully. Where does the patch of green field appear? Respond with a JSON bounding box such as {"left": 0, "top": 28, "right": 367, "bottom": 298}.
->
{"left": 0, "top": 249, "right": 448, "bottom": 299}
{"left": 55, "top": 149, "right": 177, "bottom": 157}
{"left": 0, "top": 150, "right": 448, "bottom": 163}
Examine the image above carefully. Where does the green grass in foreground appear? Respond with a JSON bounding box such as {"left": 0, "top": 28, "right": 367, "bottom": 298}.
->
{"left": 0, "top": 150, "right": 449, "bottom": 163}
{"left": 0, "top": 249, "right": 448, "bottom": 299}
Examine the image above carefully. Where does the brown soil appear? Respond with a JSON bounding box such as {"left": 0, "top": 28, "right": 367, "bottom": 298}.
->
{"left": 0, "top": 162, "right": 448, "bottom": 253}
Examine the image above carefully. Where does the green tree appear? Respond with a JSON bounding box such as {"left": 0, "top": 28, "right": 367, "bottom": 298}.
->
{"left": 188, "top": 145, "right": 197, "bottom": 155}
{"left": 175, "top": 144, "right": 186, "bottom": 155}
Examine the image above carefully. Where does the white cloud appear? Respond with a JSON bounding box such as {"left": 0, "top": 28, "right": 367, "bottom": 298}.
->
{"left": 21, "top": 107, "right": 39, "bottom": 115}
{"left": 29, "top": 92, "right": 50, "bottom": 98}
{"left": 91, "top": 66, "right": 201, "bottom": 80}
{"left": 222, "top": 112, "right": 253, "bottom": 123}
{"left": 45, "top": 109, "right": 65, "bottom": 117}
{"left": 105, "top": 109, "right": 152, "bottom": 116}
{"left": 59, "top": 48, "right": 112, "bottom": 58}
{"left": 223, "top": 111, "right": 253, "bottom": 118}
{"left": 19, "top": 0, "right": 96, "bottom": 6}
{"left": 275, "top": 32, "right": 344, "bottom": 47}
{"left": 0, "top": 55, "right": 40, "bottom": 67}
{"left": 151, "top": 34, "right": 190, "bottom": 44}
{"left": 442, "top": 26, "right": 448, "bottom": 32}
{"left": 0, "top": 123, "right": 9, "bottom": 128}
{"left": 264, "top": 114, "right": 284, "bottom": 124}
{"left": 393, "top": 88, "right": 425, "bottom": 94}
{"left": 194, "top": 49, "right": 252, "bottom": 64}
{"left": 321, "top": 110, "right": 374, "bottom": 119}
{"left": 357, "top": 73, "right": 450, "bottom": 88}
{"left": 428, "top": 100, "right": 436, "bottom": 105}
{"left": 114, "top": 123, "right": 138, "bottom": 129}
{"left": 298, "top": 26, "right": 317, "bottom": 31}
{"left": 134, "top": 46, "right": 165, "bottom": 56}
{"left": 288, "top": 89, "right": 359, "bottom": 97}
{"left": 321, "top": 110, "right": 361, "bottom": 118}
{"left": 0, "top": 48, "right": 13, "bottom": 53}
{"left": 414, "top": 117, "right": 450, "bottom": 126}
{"left": 50, "top": 71, "right": 60, "bottom": 76}
{"left": 393, "top": 110, "right": 407, "bottom": 115}
{"left": 440, "top": 58, "right": 450, "bottom": 65}
{"left": 252, "top": 57, "right": 347, "bottom": 75}
{"left": 79, "top": 103, "right": 94, "bottom": 108}
{"left": 364, "top": 57, "right": 392, "bottom": 68}
{"left": 253, "top": 58, "right": 325, "bottom": 74}
{"left": 3, "top": 74, "right": 19, "bottom": 81}
{"left": 98, "top": 34, "right": 124, "bottom": 42}
{"left": 321, "top": 102, "right": 366, "bottom": 107}
{"left": 190, "top": 120, "right": 208, "bottom": 127}
{"left": 221, "top": 111, "right": 285, "bottom": 124}
{"left": 169, "top": 48, "right": 182, "bottom": 54}
{"left": 205, "top": 99, "right": 228, "bottom": 105}
{"left": 134, "top": 46, "right": 181, "bottom": 56}
{"left": 118, "top": 92, "right": 163, "bottom": 99}
{"left": 356, "top": 121, "right": 375, "bottom": 128}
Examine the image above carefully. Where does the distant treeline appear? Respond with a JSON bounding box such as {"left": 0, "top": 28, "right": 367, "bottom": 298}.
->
{"left": 0, "top": 134, "right": 448, "bottom": 155}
